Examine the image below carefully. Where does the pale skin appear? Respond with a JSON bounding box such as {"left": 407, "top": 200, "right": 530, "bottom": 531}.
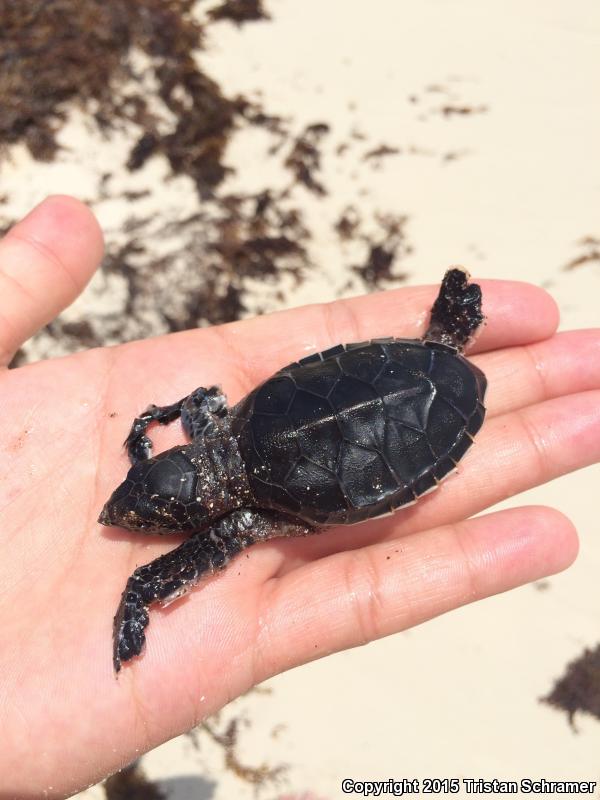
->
{"left": 1, "top": 196, "right": 599, "bottom": 798}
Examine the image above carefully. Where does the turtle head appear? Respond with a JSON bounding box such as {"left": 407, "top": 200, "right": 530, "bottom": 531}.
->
{"left": 98, "top": 446, "right": 212, "bottom": 534}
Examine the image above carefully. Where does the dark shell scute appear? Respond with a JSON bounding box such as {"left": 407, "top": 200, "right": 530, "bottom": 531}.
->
{"left": 422, "top": 396, "right": 465, "bottom": 456}
{"left": 376, "top": 365, "right": 435, "bottom": 432}
{"left": 288, "top": 389, "right": 333, "bottom": 427}
{"left": 447, "top": 432, "right": 473, "bottom": 463}
{"left": 338, "top": 402, "right": 386, "bottom": 451}
{"left": 432, "top": 454, "right": 459, "bottom": 481}
{"left": 328, "top": 375, "right": 386, "bottom": 449}
{"left": 248, "top": 473, "right": 303, "bottom": 513}
{"left": 338, "top": 345, "right": 387, "bottom": 383}
{"left": 338, "top": 442, "right": 398, "bottom": 506}
{"left": 328, "top": 374, "right": 379, "bottom": 410}
{"left": 250, "top": 413, "right": 300, "bottom": 483}
{"left": 411, "top": 471, "right": 438, "bottom": 496}
{"left": 384, "top": 341, "right": 433, "bottom": 373}
{"left": 253, "top": 375, "right": 296, "bottom": 415}
{"left": 285, "top": 457, "right": 348, "bottom": 513}
{"left": 429, "top": 351, "right": 476, "bottom": 409}
{"left": 468, "top": 401, "right": 486, "bottom": 437}
{"left": 296, "top": 415, "right": 340, "bottom": 471}
{"left": 320, "top": 343, "right": 346, "bottom": 359}
{"left": 288, "top": 359, "right": 341, "bottom": 397}
{"left": 297, "top": 351, "right": 324, "bottom": 366}
{"left": 384, "top": 419, "right": 437, "bottom": 486}
{"left": 268, "top": 482, "right": 303, "bottom": 513}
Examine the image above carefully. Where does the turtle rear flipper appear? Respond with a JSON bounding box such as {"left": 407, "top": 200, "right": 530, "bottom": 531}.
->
{"left": 424, "top": 267, "right": 484, "bottom": 351}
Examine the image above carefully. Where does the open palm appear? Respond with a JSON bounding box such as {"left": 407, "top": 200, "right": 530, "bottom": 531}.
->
{"left": 1, "top": 197, "right": 598, "bottom": 798}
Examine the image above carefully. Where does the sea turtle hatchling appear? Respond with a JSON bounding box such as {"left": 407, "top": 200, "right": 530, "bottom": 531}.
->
{"left": 99, "top": 267, "right": 487, "bottom": 672}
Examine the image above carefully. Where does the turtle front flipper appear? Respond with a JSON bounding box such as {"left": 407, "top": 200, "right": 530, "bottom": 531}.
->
{"left": 112, "top": 509, "right": 313, "bottom": 672}
{"left": 124, "top": 398, "right": 187, "bottom": 464}
{"left": 123, "top": 385, "right": 228, "bottom": 465}
{"left": 180, "top": 386, "right": 229, "bottom": 440}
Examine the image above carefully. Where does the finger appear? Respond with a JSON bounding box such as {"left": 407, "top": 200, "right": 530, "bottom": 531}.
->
{"left": 222, "top": 277, "right": 559, "bottom": 362}
{"left": 266, "top": 389, "right": 600, "bottom": 569}
{"left": 255, "top": 506, "right": 577, "bottom": 676}
{"left": 473, "top": 329, "right": 600, "bottom": 418}
{"left": 0, "top": 195, "right": 104, "bottom": 366}
{"left": 119, "top": 278, "right": 559, "bottom": 401}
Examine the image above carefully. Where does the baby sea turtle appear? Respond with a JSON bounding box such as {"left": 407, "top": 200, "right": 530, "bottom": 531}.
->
{"left": 99, "top": 268, "right": 486, "bottom": 672}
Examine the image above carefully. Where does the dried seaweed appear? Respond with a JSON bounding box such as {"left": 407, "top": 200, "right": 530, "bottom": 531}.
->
{"left": 542, "top": 644, "right": 600, "bottom": 728}
{"left": 409, "top": 83, "right": 488, "bottom": 123}
{"left": 285, "top": 123, "right": 330, "bottom": 195}
{"left": 355, "top": 244, "right": 396, "bottom": 285}
{"left": 103, "top": 762, "right": 165, "bottom": 800}
{"left": 363, "top": 144, "right": 401, "bottom": 161}
{"left": 208, "top": 0, "right": 270, "bottom": 24}
{"left": 334, "top": 206, "right": 361, "bottom": 241}
{"left": 335, "top": 210, "right": 410, "bottom": 289}
{"left": 0, "top": 0, "right": 242, "bottom": 194}
{"left": 563, "top": 236, "right": 600, "bottom": 271}
{"left": 190, "top": 718, "right": 286, "bottom": 787}
{"left": 44, "top": 186, "right": 309, "bottom": 350}
{"left": 161, "top": 191, "right": 308, "bottom": 330}
{"left": 440, "top": 105, "right": 488, "bottom": 117}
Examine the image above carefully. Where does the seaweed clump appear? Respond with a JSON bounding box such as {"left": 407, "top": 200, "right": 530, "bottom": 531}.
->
{"left": 94, "top": 186, "right": 310, "bottom": 345}
{"left": 285, "top": 123, "right": 331, "bottom": 195}
{"left": 335, "top": 208, "right": 410, "bottom": 289}
{"left": 104, "top": 762, "right": 165, "bottom": 800}
{"left": 542, "top": 644, "right": 600, "bottom": 728}
{"left": 188, "top": 716, "right": 286, "bottom": 788}
{"left": 563, "top": 236, "right": 600, "bottom": 271}
{"left": 2, "top": 0, "right": 413, "bottom": 367}
{"left": 209, "top": 0, "right": 270, "bottom": 24}
{"left": 0, "top": 0, "right": 244, "bottom": 194}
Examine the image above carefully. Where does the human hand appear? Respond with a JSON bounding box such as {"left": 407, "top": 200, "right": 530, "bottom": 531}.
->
{"left": 1, "top": 196, "right": 598, "bottom": 797}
